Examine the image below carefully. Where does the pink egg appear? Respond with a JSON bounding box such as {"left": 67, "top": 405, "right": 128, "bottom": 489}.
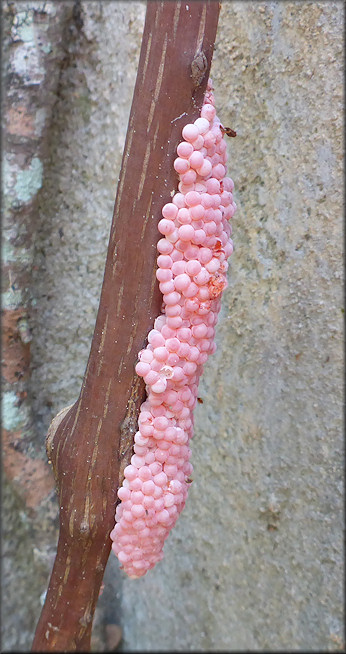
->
{"left": 177, "top": 141, "right": 194, "bottom": 158}
{"left": 191, "top": 134, "right": 204, "bottom": 150}
{"left": 157, "top": 238, "right": 173, "bottom": 255}
{"left": 197, "top": 159, "right": 212, "bottom": 177}
{"left": 159, "top": 280, "right": 175, "bottom": 294}
{"left": 157, "top": 254, "right": 173, "bottom": 269}
{"left": 201, "top": 192, "right": 214, "bottom": 208}
{"left": 205, "top": 178, "right": 220, "bottom": 194}
{"left": 156, "top": 268, "right": 172, "bottom": 282}
{"left": 117, "top": 487, "right": 131, "bottom": 501}
{"left": 193, "top": 229, "right": 207, "bottom": 245}
{"left": 183, "top": 282, "right": 199, "bottom": 298}
{"left": 194, "top": 117, "right": 210, "bottom": 134}
{"left": 174, "top": 157, "right": 190, "bottom": 174}
{"left": 158, "top": 219, "right": 176, "bottom": 236}
{"left": 182, "top": 123, "right": 199, "bottom": 142}
{"left": 189, "top": 150, "right": 204, "bottom": 170}
{"left": 174, "top": 273, "right": 191, "bottom": 291}
{"left": 201, "top": 103, "right": 216, "bottom": 121}
{"left": 185, "top": 191, "right": 200, "bottom": 207}
{"left": 163, "top": 291, "right": 181, "bottom": 306}
{"left": 177, "top": 208, "right": 191, "bottom": 224}
{"left": 112, "top": 81, "right": 235, "bottom": 580}
{"left": 172, "top": 260, "right": 186, "bottom": 275}
{"left": 151, "top": 378, "right": 167, "bottom": 394}
{"left": 124, "top": 465, "right": 138, "bottom": 481}
{"left": 212, "top": 163, "right": 226, "bottom": 180}
{"left": 185, "top": 244, "right": 200, "bottom": 260}
{"left": 172, "top": 192, "right": 186, "bottom": 208}
{"left": 186, "top": 259, "right": 202, "bottom": 276}
{"left": 198, "top": 247, "right": 213, "bottom": 264}
{"left": 153, "top": 346, "right": 169, "bottom": 362}
{"left": 135, "top": 361, "right": 151, "bottom": 377}
{"left": 148, "top": 329, "right": 165, "bottom": 347}
{"left": 181, "top": 170, "right": 197, "bottom": 185}
{"left": 190, "top": 204, "right": 205, "bottom": 220}
{"left": 178, "top": 224, "right": 195, "bottom": 242}
{"left": 162, "top": 203, "right": 178, "bottom": 219}
{"left": 165, "top": 303, "right": 181, "bottom": 316}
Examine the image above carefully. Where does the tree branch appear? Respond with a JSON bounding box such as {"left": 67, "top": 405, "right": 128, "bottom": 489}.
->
{"left": 31, "top": 1, "right": 220, "bottom": 650}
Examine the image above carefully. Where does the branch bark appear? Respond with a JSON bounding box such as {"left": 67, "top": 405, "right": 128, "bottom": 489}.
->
{"left": 31, "top": 1, "right": 220, "bottom": 650}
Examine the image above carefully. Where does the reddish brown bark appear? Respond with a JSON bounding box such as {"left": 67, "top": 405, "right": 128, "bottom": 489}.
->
{"left": 32, "top": 2, "right": 220, "bottom": 651}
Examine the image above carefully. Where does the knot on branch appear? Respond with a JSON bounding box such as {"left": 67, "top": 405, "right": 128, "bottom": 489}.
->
{"left": 191, "top": 50, "right": 208, "bottom": 88}
{"left": 46, "top": 403, "right": 75, "bottom": 472}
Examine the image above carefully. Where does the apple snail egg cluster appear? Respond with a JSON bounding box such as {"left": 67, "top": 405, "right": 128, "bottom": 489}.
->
{"left": 110, "top": 80, "right": 236, "bottom": 578}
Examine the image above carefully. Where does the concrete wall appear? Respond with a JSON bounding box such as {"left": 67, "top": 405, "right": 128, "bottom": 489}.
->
{"left": 2, "top": 1, "right": 344, "bottom": 651}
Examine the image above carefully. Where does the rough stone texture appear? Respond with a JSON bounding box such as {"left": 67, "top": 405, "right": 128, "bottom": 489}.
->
{"left": 1, "top": 1, "right": 344, "bottom": 652}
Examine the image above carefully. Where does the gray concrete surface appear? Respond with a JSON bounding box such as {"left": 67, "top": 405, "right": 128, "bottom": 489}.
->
{"left": 2, "top": 1, "right": 344, "bottom": 651}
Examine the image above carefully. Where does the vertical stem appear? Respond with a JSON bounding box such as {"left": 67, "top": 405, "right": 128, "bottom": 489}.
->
{"left": 32, "top": 2, "right": 220, "bottom": 651}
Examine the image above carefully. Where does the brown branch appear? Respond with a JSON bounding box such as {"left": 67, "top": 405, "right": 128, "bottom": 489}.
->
{"left": 31, "top": 1, "right": 220, "bottom": 651}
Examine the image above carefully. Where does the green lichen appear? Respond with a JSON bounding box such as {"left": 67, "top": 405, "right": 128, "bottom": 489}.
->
{"left": 2, "top": 288, "right": 23, "bottom": 310}
{"left": 15, "top": 20, "right": 35, "bottom": 44}
{"left": 2, "top": 158, "right": 15, "bottom": 194}
{"left": 2, "top": 391, "right": 26, "bottom": 431}
{"left": 2, "top": 240, "right": 32, "bottom": 265}
{"left": 14, "top": 157, "right": 43, "bottom": 204}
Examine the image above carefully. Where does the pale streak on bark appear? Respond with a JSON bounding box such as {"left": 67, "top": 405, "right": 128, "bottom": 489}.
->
{"left": 126, "top": 334, "right": 134, "bottom": 357}
{"left": 137, "top": 140, "right": 152, "bottom": 201}
{"left": 117, "top": 357, "right": 124, "bottom": 377}
{"left": 82, "top": 495, "right": 91, "bottom": 531}
{"left": 140, "top": 194, "right": 153, "bottom": 241}
{"left": 78, "top": 597, "right": 93, "bottom": 638}
{"left": 126, "top": 286, "right": 145, "bottom": 358}
{"left": 152, "top": 121, "right": 160, "bottom": 149}
{"left": 149, "top": 269, "right": 159, "bottom": 305}
{"left": 111, "top": 244, "right": 118, "bottom": 275}
{"left": 81, "top": 540, "right": 92, "bottom": 568}
{"left": 195, "top": 4, "right": 207, "bottom": 52}
{"left": 90, "top": 445, "right": 99, "bottom": 469}
{"left": 116, "top": 282, "right": 124, "bottom": 317}
{"left": 141, "top": 31, "right": 153, "bottom": 86}
{"left": 96, "top": 314, "right": 109, "bottom": 376}
{"left": 147, "top": 33, "right": 168, "bottom": 133}
{"left": 111, "top": 126, "right": 135, "bottom": 246}
{"left": 69, "top": 508, "right": 75, "bottom": 538}
{"left": 60, "top": 400, "right": 82, "bottom": 457}
{"left": 103, "top": 379, "right": 113, "bottom": 419}
{"left": 54, "top": 567, "right": 67, "bottom": 609}
{"left": 173, "top": 2, "right": 182, "bottom": 39}
{"left": 88, "top": 419, "right": 103, "bottom": 479}
{"left": 154, "top": 3, "right": 163, "bottom": 30}
{"left": 62, "top": 555, "right": 71, "bottom": 585}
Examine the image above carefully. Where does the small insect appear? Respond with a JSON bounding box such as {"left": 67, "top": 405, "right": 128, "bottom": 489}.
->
{"left": 185, "top": 477, "right": 193, "bottom": 484}
{"left": 197, "top": 397, "right": 204, "bottom": 404}
{"left": 220, "top": 125, "right": 237, "bottom": 138}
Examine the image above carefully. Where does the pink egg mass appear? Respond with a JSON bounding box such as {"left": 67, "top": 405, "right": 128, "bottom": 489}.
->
{"left": 110, "top": 80, "right": 236, "bottom": 578}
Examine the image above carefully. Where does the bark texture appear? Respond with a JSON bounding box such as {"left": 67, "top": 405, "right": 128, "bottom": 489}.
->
{"left": 30, "top": 2, "right": 220, "bottom": 651}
